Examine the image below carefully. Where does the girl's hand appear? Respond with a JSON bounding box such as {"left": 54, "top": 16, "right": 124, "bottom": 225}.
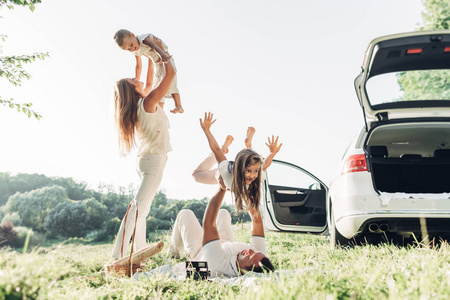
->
{"left": 162, "top": 54, "right": 173, "bottom": 63}
{"left": 265, "top": 135, "right": 282, "bottom": 154}
{"left": 200, "top": 112, "right": 216, "bottom": 131}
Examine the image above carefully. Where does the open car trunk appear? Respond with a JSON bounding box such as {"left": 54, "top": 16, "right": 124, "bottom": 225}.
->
{"left": 366, "top": 121, "right": 450, "bottom": 193}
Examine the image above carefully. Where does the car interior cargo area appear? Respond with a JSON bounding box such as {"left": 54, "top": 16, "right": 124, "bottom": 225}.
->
{"left": 366, "top": 122, "right": 450, "bottom": 193}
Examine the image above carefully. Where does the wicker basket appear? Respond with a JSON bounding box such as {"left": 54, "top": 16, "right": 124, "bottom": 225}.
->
{"left": 105, "top": 262, "right": 143, "bottom": 278}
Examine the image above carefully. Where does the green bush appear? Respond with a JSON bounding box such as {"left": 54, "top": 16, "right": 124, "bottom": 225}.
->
{"left": 146, "top": 216, "right": 172, "bottom": 231}
{"left": 1, "top": 211, "right": 22, "bottom": 227}
{"left": 103, "top": 217, "right": 121, "bottom": 241}
{"left": 14, "top": 226, "right": 42, "bottom": 249}
{"left": 44, "top": 201, "right": 89, "bottom": 237}
{"left": 0, "top": 221, "right": 18, "bottom": 248}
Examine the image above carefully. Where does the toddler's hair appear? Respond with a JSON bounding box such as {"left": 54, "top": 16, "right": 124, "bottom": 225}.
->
{"left": 231, "top": 149, "right": 263, "bottom": 213}
{"left": 114, "top": 29, "right": 133, "bottom": 46}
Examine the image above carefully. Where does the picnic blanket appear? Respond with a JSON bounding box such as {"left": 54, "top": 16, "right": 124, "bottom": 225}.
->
{"left": 132, "top": 261, "right": 318, "bottom": 286}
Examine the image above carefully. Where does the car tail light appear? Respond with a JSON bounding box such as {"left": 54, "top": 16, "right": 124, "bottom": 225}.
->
{"left": 342, "top": 154, "right": 368, "bottom": 174}
{"left": 445, "top": 47, "right": 450, "bottom": 52}
{"left": 406, "top": 48, "right": 422, "bottom": 54}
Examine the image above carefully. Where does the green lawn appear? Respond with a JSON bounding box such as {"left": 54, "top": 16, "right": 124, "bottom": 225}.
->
{"left": 1, "top": 223, "right": 450, "bottom": 299}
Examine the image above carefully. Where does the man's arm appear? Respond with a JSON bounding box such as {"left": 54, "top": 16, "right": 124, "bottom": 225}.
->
{"left": 248, "top": 208, "right": 264, "bottom": 237}
{"left": 202, "top": 177, "right": 227, "bottom": 245}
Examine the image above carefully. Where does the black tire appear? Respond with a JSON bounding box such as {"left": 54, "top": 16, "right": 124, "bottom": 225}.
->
{"left": 330, "top": 204, "right": 352, "bottom": 249}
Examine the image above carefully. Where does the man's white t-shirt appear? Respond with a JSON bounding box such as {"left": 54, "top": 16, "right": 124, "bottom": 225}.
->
{"left": 194, "top": 236, "right": 266, "bottom": 278}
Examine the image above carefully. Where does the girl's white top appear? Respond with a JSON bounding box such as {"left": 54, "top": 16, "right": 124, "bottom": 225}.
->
{"left": 136, "top": 98, "right": 172, "bottom": 156}
{"left": 134, "top": 33, "right": 169, "bottom": 63}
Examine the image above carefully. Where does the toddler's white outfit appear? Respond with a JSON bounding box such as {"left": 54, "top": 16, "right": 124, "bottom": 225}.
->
{"left": 134, "top": 33, "right": 179, "bottom": 103}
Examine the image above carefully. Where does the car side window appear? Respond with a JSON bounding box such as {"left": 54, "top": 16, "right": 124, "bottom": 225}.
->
{"left": 267, "top": 162, "right": 322, "bottom": 190}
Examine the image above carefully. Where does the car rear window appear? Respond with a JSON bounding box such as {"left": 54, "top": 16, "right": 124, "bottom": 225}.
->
{"left": 365, "top": 69, "right": 450, "bottom": 108}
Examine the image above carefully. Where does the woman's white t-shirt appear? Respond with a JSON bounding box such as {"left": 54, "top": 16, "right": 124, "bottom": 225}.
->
{"left": 136, "top": 98, "right": 172, "bottom": 157}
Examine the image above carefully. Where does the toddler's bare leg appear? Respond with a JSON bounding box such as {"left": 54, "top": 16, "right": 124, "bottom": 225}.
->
{"left": 245, "top": 127, "right": 255, "bottom": 149}
{"left": 170, "top": 93, "right": 184, "bottom": 114}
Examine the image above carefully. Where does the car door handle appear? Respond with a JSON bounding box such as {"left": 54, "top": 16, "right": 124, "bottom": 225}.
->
{"left": 276, "top": 191, "right": 311, "bottom": 207}
{"left": 276, "top": 190, "right": 305, "bottom": 195}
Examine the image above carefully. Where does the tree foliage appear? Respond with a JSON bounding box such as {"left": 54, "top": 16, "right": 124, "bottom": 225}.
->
{"left": 82, "top": 197, "right": 108, "bottom": 230}
{"left": 0, "top": 221, "right": 18, "bottom": 247}
{"left": 4, "top": 185, "right": 68, "bottom": 232}
{"left": 396, "top": 0, "right": 450, "bottom": 100}
{"left": 44, "top": 201, "right": 89, "bottom": 237}
{"left": 0, "top": 0, "right": 47, "bottom": 119}
{"left": 419, "top": 0, "right": 450, "bottom": 30}
{"left": 0, "top": 172, "right": 98, "bottom": 207}
{"left": 0, "top": 172, "right": 252, "bottom": 243}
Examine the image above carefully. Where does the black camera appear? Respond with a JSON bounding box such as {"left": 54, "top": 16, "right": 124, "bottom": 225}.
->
{"left": 186, "top": 261, "right": 210, "bottom": 280}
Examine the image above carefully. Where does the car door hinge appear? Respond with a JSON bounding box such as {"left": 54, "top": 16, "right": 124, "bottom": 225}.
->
{"left": 376, "top": 112, "right": 389, "bottom": 122}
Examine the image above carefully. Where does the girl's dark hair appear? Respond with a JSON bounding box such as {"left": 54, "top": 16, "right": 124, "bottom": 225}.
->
{"left": 231, "top": 149, "right": 263, "bottom": 213}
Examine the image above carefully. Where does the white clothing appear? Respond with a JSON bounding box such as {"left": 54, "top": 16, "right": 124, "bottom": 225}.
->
{"left": 192, "top": 152, "right": 220, "bottom": 185}
{"left": 192, "top": 156, "right": 267, "bottom": 190}
{"left": 168, "top": 209, "right": 234, "bottom": 260}
{"left": 112, "top": 153, "right": 168, "bottom": 258}
{"left": 218, "top": 160, "right": 233, "bottom": 189}
{"left": 196, "top": 236, "right": 266, "bottom": 278}
{"left": 168, "top": 209, "right": 266, "bottom": 278}
{"left": 112, "top": 96, "right": 172, "bottom": 259}
{"left": 134, "top": 33, "right": 179, "bottom": 99}
{"left": 136, "top": 98, "right": 172, "bottom": 157}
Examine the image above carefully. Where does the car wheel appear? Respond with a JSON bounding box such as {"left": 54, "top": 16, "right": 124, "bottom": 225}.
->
{"left": 330, "top": 204, "right": 352, "bottom": 249}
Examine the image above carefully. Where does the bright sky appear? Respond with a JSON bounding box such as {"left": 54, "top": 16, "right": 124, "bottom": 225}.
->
{"left": 0, "top": 0, "right": 423, "bottom": 203}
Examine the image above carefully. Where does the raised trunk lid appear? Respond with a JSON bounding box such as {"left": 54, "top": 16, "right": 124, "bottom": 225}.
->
{"left": 354, "top": 30, "right": 450, "bottom": 128}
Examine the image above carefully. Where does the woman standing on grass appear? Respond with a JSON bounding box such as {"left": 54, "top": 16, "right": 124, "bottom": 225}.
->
{"left": 111, "top": 59, "right": 176, "bottom": 259}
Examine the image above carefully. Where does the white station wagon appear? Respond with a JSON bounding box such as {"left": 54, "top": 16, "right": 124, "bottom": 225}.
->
{"left": 262, "top": 30, "right": 450, "bottom": 247}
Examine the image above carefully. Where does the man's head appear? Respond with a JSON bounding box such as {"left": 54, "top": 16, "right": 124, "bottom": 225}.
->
{"left": 236, "top": 249, "right": 275, "bottom": 275}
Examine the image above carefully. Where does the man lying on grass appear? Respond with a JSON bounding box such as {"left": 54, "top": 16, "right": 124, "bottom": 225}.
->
{"left": 168, "top": 177, "right": 275, "bottom": 277}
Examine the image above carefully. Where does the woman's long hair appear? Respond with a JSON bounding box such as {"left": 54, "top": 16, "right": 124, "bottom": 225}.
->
{"left": 231, "top": 149, "right": 263, "bottom": 213}
{"left": 113, "top": 79, "right": 141, "bottom": 155}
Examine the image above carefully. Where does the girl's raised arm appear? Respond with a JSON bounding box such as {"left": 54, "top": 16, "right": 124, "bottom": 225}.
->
{"left": 262, "top": 135, "right": 282, "bottom": 172}
{"left": 200, "top": 112, "right": 227, "bottom": 164}
{"left": 142, "top": 60, "right": 175, "bottom": 113}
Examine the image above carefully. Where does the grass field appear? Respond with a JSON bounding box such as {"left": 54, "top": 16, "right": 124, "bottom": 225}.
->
{"left": 1, "top": 223, "right": 450, "bottom": 299}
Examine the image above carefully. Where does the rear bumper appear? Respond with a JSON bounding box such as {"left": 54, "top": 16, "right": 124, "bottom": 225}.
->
{"left": 336, "top": 210, "right": 450, "bottom": 239}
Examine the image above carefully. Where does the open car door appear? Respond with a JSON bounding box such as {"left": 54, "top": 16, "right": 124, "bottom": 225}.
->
{"left": 262, "top": 160, "right": 329, "bottom": 234}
